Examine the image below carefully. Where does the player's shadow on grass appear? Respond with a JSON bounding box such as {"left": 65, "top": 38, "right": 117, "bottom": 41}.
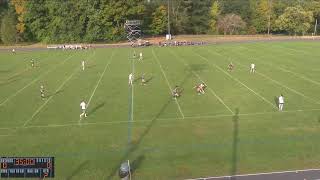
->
{"left": 231, "top": 108, "right": 239, "bottom": 179}
{"left": 274, "top": 96, "right": 278, "bottom": 107}
{"left": 130, "top": 155, "right": 145, "bottom": 174}
{"left": 0, "top": 69, "right": 11, "bottom": 73}
{"left": 88, "top": 102, "right": 105, "bottom": 115}
{"left": 66, "top": 160, "right": 89, "bottom": 180}
{"left": 46, "top": 90, "right": 64, "bottom": 98}
{"left": 0, "top": 78, "right": 19, "bottom": 87}
{"left": 87, "top": 64, "right": 97, "bottom": 69}
{"left": 188, "top": 64, "right": 207, "bottom": 72}
{"left": 105, "top": 72, "right": 192, "bottom": 180}
{"left": 133, "top": 76, "right": 154, "bottom": 84}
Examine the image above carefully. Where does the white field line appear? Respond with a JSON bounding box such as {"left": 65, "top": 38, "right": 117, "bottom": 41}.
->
{"left": 23, "top": 67, "right": 79, "bottom": 127}
{"left": 23, "top": 52, "right": 96, "bottom": 127}
{"left": 168, "top": 49, "right": 234, "bottom": 114}
{"left": 0, "top": 53, "right": 76, "bottom": 106}
{"left": 2, "top": 108, "right": 320, "bottom": 131}
{"left": 78, "top": 51, "right": 115, "bottom": 124}
{"left": 194, "top": 50, "right": 278, "bottom": 109}
{"left": 221, "top": 49, "right": 320, "bottom": 105}
{"left": 87, "top": 51, "right": 114, "bottom": 107}
{"left": 0, "top": 50, "right": 57, "bottom": 81}
{"left": 239, "top": 45, "right": 320, "bottom": 87}
{"left": 151, "top": 48, "right": 185, "bottom": 118}
{"left": 185, "top": 168, "right": 320, "bottom": 180}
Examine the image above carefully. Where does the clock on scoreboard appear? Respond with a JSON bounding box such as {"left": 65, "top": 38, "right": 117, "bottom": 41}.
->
{"left": 0, "top": 157, "right": 54, "bottom": 178}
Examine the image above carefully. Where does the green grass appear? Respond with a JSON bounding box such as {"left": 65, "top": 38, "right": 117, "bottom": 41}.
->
{"left": 1, "top": 41, "right": 320, "bottom": 180}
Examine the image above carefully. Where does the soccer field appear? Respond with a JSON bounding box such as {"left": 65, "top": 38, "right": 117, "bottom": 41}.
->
{"left": 1, "top": 41, "right": 320, "bottom": 180}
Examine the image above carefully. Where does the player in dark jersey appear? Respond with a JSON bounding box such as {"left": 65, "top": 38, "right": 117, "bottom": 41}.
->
{"left": 141, "top": 73, "right": 146, "bottom": 85}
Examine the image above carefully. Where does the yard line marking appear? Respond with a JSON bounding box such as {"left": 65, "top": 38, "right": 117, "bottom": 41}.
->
{"left": 2, "top": 108, "right": 320, "bottom": 131}
{"left": 193, "top": 49, "right": 278, "bottom": 109}
{"left": 0, "top": 52, "right": 76, "bottom": 107}
{"left": 185, "top": 168, "right": 320, "bottom": 180}
{"left": 168, "top": 49, "right": 234, "bottom": 114}
{"left": 23, "top": 52, "right": 96, "bottom": 127}
{"left": 151, "top": 48, "right": 185, "bottom": 119}
{"left": 239, "top": 45, "right": 320, "bottom": 87}
{"left": 217, "top": 48, "right": 320, "bottom": 105}
{"left": 87, "top": 51, "right": 115, "bottom": 107}
{"left": 78, "top": 50, "right": 115, "bottom": 124}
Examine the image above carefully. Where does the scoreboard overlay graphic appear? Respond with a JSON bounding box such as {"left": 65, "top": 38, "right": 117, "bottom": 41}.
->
{"left": 0, "top": 157, "right": 54, "bottom": 178}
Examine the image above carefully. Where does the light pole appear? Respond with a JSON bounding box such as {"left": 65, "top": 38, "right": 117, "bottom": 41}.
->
{"left": 148, "top": 0, "right": 171, "bottom": 39}
{"left": 167, "top": 0, "right": 171, "bottom": 36}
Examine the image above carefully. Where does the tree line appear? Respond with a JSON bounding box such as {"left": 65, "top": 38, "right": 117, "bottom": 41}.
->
{"left": 0, "top": 0, "right": 320, "bottom": 44}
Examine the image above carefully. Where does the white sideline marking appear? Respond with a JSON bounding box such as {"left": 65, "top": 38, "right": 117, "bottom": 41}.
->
{"left": 2, "top": 108, "right": 320, "bottom": 131}
{"left": 168, "top": 49, "right": 234, "bottom": 114}
{"left": 185, "top": 168, "right": 320, "bottom": 180}
{"left": 194, "top": 50, "right": 277, "bottom": 109}
{"left": 0, "top": 53, "right": 76, "bottom": 106}
{"left": 152, "top": 48, "right": 185, "bottom": 119}
{"left": 78, "top": 51, "right": 115, "bottom": 124}
{"left": 23, "top": 52, "right": 96, "bottom": 127}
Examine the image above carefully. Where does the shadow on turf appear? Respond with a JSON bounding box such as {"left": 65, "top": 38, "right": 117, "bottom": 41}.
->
{"left": 130, "top": 155, "right": 145, "bottom": 174}
{"left": 188, "top": 64, "right": 208, "bottom": 72}
{"left": 88, "top": 102, "right": 105, "bottom": 115}
{"left": 231, "top": 108, "right": 239, "bottom": 179}
{"left": 274, "top": 96, "right": 279, "bottom": 107}
{"left": 0, "top": 78, "right": 20, "bottom": 87}
{"left": 66, "top": 160, "right": 89, "bottom": 180}
{"left": 105, "top": 72, "right": 192, "bottom": 180}
{"left": 46, "top": 90, "right": 64, "bottom": 98}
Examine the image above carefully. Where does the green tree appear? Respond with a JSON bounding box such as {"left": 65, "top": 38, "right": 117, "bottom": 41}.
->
{"left": 275, "top": 6, "right": 313, "bottom": 35}
{"left": 150, "top": 5, "right": 167, "bottom": 35}
{"left": 209, "top": 0, "right": 220, "bottom": 33}
{"left": 1, "top": 9, "right": 17, "bottom": 44}
{"left": 252, "top": 0, "right": 274, "bottom": 33}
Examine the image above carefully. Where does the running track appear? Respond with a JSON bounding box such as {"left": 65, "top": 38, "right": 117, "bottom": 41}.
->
{"left": 187, "top": 169, "right": 320, "bottom": 180}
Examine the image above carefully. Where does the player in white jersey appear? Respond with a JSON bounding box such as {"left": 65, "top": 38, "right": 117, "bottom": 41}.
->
{"left": 139, "top": 52, "right": 143, "bottom": 61}
{"left": 81, "top": 61, "right": 85, "bottom": 71}
{"left": 278, "top": 94, "right": 284, "bottom": 111}
{"left": 40, "top": 85, "right": 45, "bottom": 99}
{"left": 128, "top": 73, "right": 134, "bottom": 86}
{"left": 12, "top": 49, "right": 15, "bottom": 54}
{"left": 80, "top": 101, "right": 87, "bottom": 118}
{"left": 250, "top": 63, "right": 255, "bottom": 73}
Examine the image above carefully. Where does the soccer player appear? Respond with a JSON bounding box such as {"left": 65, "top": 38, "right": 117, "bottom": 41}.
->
{"left": 12, "top": 49, "right": 15, "bottom": 54}
{"left": 141, "top": 73, "right": 146, "bottom": 85}
{"left": 194, "top": 83, "right": 206, "bottom": 95}
{"left": 139, "top": 52, "right": 143, "bottom": 61}
{"left": 40, "top": 85, "right": 45, "bottom": 99}
{"left": 31, "top": 59, "right": 35, "bottom": 68}
{"left": 133, "top": 51, "right": 137, "bottom": 59}
{"left": 81, "top": 60, "right": 85, "bottom": 71}
{"left": 228, "top": 62, "right": 234, "bottom": 72}
{"left": 278, "top": 94, "right": 284, "bottom": 111}
{"left": 250, "top": 63, "right": 255, "bottom": 73}
{"left": 172, "top": 86, "right": 181, "bottom": 98}
{"left": 80, "top": 101, "right": 87, "bottom": 118}
{"left": 128, "top": 73, "right": 134, "bottom": 86}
